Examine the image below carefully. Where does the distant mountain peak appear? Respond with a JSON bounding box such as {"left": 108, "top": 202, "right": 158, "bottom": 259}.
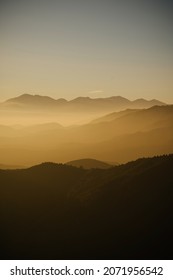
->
{"left": 6, "top": 94, "right": 55, "bottom": 103}
{"left": 1, "top": 94, "right": 166, "bottom": 118}
{"left": 5, "top": 93, "right": 165, "bottom": 105}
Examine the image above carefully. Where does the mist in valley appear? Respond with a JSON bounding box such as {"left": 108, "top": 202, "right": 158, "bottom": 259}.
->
{"left": 0, "top": 94, "right": 172, "bottom": 167}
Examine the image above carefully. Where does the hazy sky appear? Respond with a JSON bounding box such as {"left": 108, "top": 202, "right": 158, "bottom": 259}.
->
{"left": 0, "top": 0, "right": 173, "bottom": 102}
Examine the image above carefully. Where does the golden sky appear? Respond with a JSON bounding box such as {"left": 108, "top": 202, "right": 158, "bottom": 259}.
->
{"left": 0, "top": 0, "right": 173, "bottom": 103}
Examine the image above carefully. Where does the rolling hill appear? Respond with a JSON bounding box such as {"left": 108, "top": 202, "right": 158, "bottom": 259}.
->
{"left": 66, "top": 158, "right": 112, "bottom": 169}
{"left": 0, "top": 154, "right": 173, "bottom": 259}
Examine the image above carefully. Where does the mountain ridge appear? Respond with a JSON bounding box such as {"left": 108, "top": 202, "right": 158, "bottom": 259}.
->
{"left": 0, "top": 154, "right": 173, "bottom": 259}
{"left": 4, "top": 93, "right": 165, "bottom": 107}
{"left": 0, "top": 94, "right": 167, "bottom": 126}
{"left": 0, "top": 105, "right": 172, "bottom": 165}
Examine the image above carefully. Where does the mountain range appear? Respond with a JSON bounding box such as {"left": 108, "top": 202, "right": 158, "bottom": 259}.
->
{"left": 0, "top": 104, "right": 172, "bottom": 166}
{"left": 0, "top": 94, "right": 165, "bottom": 126}
{"left": 0, "top": 93, "right": 172, "bottom": 260}
{"left": 2, "top": 94, "right": 165, "bottom": 110}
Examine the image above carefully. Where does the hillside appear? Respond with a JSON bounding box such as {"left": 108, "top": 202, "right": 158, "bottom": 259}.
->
{"left": 0, "top": 154, "right": 173, "bottom": 259}
{"left": 66, "top": 158, "right": 112, "bottom": 169}
{"left": 0, "top": 105, "right": 172, "bottom": 166}
{"left": 91, "top": 108, "right": 139, "bottom": 124}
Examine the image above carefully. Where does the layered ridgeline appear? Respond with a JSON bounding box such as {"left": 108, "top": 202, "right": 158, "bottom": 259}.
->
{"left": 0, "top": 104, "right": 173, "bottom": 166}
{"left": 0, "top": 154, "right": 173, "bottom": 259}
{"left": 0, "top": 94, "right": 165, "bottom": 125}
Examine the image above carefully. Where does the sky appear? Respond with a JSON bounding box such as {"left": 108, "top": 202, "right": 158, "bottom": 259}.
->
{"left": 0, "top": 0, "right": 173, "bottom": 103}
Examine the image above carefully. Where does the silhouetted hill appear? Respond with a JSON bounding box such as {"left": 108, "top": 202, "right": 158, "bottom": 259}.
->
{"left": 0, "top": 154, "right": 173, "bottom": 259}
{"left": 66, "top": 158, "right": 112, "bottom": 169}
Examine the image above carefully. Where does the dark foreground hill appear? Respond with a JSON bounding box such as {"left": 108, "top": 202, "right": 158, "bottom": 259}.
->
{"left": 0, "top": 155, "right": 173, "bottom": 259}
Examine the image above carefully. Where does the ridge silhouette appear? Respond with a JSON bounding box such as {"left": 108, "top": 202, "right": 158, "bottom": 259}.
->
{"left": 66, "top": 158, "right": 112, "bottom": 169}
{"left": 0, "top": 154, "right": 173, "bottom": 259}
